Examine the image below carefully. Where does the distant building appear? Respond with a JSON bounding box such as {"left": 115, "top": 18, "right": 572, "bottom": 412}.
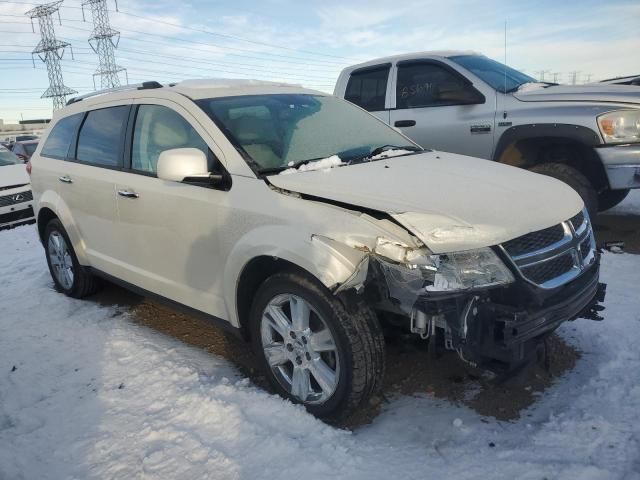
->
{"left": 0, "top": 118, "right": 51, "bottom": 141}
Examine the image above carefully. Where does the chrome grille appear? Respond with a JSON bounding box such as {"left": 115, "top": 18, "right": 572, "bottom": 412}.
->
{"left": 0, "top": 190, "right": 33, "bottom": 207}
{"left": 501, "top": 208, "right": 596, "bottom": 289}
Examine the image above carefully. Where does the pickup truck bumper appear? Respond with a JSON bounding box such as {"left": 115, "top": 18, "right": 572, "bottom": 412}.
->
{"left": 596, "top": 144, "right": 640, "bottom": 190}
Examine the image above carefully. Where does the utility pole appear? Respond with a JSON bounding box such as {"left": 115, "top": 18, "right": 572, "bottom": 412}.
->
{"left": 583, "top": 73, "right": 593, "bottom": 84}
{"left": 552, "top": 72, "right": 561, "bottom": 84}
{"left": 536, "top": 70, "right": 550, "bottom": 82}
{"left": 82, "top": 0, "right": 127, "bottom": 89}
{"left": 25, "top": 1, "right": 77, "bottom": 111}
{"left": 569, "top": 71, "right": 580, "bottom": 85}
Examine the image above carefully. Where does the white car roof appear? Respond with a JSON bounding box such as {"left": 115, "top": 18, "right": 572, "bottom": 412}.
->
{"left": 61, "top": 79, "right": 324, "bottom": 115}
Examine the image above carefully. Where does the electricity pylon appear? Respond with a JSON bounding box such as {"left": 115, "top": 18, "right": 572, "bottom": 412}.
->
{"left": 82, "top": 0, "right": 127, "bottom": 89}
{"left": 25, "top": 1, "right": 77, "bottom": 111}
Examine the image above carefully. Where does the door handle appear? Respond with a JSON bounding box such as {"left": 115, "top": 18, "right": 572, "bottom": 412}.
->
{"left": 58, "top": 175, "right": 73, "bottom": 184}
{"left": 394, "top": 120, "right": 416, "bottom": 128}
{"left": 117, "top": 190, "right": 139, "bottom": 199}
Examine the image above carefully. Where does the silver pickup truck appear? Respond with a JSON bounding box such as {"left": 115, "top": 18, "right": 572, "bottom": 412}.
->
{"left": 335, "top": 51, "right": 640, "bottom": 215}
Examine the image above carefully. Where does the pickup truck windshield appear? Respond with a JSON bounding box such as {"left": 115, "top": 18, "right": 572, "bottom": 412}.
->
{"left": 197, "top": 94, "right": 417, "bottom": 174}
{"left": 449, "top": 55, "right": 537, "bottom": 93}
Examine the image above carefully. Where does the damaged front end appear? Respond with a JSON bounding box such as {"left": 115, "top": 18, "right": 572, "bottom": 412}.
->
{"left": 332, "top": 211, "right": 606, "bottom": 374}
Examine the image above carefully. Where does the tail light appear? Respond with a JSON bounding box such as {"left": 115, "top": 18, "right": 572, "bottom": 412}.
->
{"left": 26, "top": 160, "right": 32, "bottom": 176}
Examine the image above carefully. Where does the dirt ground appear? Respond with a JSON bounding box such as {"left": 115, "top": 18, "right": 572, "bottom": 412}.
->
{"left": 89, "top": 210, "right": 638, "bottom": 427}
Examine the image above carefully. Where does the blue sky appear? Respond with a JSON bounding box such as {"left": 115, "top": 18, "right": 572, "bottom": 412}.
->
{"left": 0, "top": 0, "right": 639, "bottom": 121}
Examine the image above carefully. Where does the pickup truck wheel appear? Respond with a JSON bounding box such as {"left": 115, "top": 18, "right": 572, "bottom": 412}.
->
{"left": 597, "top": 189, "right": 630, "bottom": 212}
{"left": 249, "top": 272, "right": 385, "bottom": 419}
{"left": 44, "top": 219, "right": 100, "bottom": 298}
{"left": 529, "top": 163, "right": 598, "bottom": 218}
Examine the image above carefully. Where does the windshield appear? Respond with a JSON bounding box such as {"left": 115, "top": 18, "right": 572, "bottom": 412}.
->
{"left": 197, "top": 94, "right": 418, "bottom": 174}
{"left": 0, "top": 148, "right": 21, "bottom": 166}
{"left": 449, "top": 55, "right": 537, "bottom": 93}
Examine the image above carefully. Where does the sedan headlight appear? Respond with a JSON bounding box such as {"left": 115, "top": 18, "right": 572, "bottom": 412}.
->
{"left": 597, "top": 110, "right": 640, "bottom": 144}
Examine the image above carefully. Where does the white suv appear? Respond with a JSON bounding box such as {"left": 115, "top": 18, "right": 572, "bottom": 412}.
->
{"left": 31, "top": 80, "right": 604, "bottom": 418}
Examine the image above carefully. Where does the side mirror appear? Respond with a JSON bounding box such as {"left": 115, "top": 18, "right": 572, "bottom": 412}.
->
{"left": 157, "top": 148, "right": 208, "bottom": 182}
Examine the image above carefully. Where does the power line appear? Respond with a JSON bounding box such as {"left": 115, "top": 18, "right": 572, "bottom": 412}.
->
{"left": 0, "top": 0, "right": 361, "bottom": 62}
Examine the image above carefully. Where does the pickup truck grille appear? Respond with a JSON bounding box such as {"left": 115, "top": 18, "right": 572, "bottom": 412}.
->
{"left": 0, "top": 189, "right": 33, "bottom": 207}
{"left": 500, "top": 209, "right": 596, "bottom": 289}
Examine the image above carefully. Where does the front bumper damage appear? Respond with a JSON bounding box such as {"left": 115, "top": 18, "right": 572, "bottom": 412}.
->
{"left": 364, "top": 253, "right": 606, "bottom": 373}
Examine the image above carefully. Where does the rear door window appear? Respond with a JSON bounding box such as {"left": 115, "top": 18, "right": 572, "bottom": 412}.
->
{"left": 76, "top": 106, "right": 129, "bottom": 167}
{"left": 41, "top": 113, "right": 83, "bottom": 159}
{"left": 344, "top": 65, "right": 390, "bottom": 112}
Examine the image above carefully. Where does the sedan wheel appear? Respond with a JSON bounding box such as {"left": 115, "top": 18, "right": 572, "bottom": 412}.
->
{"left": 260, "top": 293, "right": 340, "bottom": 404}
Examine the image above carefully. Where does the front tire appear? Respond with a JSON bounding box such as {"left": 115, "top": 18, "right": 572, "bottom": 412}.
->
{"left": 529, "top": 163, "right": 598, "bottom": 218}
{"left": 249, "top": 272, "right": 385, "bottom": 419}
{"left": 597, "top": 189, "right": 630, "bottom": 212}
{"left": 44, "top": 219, "right": 100, "bottom": 298}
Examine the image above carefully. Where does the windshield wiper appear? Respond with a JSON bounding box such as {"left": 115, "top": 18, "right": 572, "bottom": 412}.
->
{"left": 347, "top": 144, "right": 422, "bottom": 165}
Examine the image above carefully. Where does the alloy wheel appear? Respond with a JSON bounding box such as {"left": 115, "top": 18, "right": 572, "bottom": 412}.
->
{"left": 260, "top": 294, "right": 340, "bottom": 404}
{"left": 47, "top": 231, "right": 74, "bottom": 290}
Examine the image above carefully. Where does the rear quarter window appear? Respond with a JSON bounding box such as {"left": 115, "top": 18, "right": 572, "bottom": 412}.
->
{"left": 41, "top": 113, "right": 83, "bottom": 159}
{"left": 344, "top": 65, "right": 390, "bottom": 112}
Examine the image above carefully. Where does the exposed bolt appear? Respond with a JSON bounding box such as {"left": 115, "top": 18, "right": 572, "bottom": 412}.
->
{"left": 296, "top": 357, "right": 302, "bottom": 365}
{"left": 301, "top": 336, "right": 307, "bottom": 344}
{"left": 290, "top": 331, "right": 297, "bottom": 339}
{"left": 286, "top": 344, "right": 293, "bottom": 352}
{"left": 305, "top": 352, "right": 311, "bottom": 361}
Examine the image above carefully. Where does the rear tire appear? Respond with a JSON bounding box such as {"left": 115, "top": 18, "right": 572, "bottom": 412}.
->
{"left": 44, "top": 218, "right": 100, "bottom": 298}
{"left": 249, "top": 272, "right": 385, "bottom": 420}
{"left": 529, "top": 163, "right": 598, "bottom": 218}
{"left": 597, "top": 189, "right": 630, "bottom": 212}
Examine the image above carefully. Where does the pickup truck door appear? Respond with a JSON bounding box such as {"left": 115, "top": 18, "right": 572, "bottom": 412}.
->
{"left": 389, "top": 60, "right": 497, "bottom": 159}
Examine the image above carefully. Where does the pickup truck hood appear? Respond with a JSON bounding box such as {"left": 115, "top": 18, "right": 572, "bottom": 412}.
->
{"left": 268, "top": 152, "right": 583, "bottom": 253}
{"left": 514, "top": 84, "right": 640, "bottom": 104}
{"left": 0, "top": 164, "right": 29, "bottom": 189}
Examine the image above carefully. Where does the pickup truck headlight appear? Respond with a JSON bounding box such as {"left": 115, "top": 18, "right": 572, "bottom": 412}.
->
{"left": 597, "top": 110, "right": 640, "bottom": 144}
{"left": 375, "top": 244, "right": 514, "bottom": 294}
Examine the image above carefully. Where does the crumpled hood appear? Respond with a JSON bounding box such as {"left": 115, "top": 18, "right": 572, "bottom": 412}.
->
{"left": 268, "top": 152, "right": 583, "bottom": 253}
{"left": 0, "top": 164, "right": 30, "bottom": 189}
{"left": 514, "top": 84, "right": 640, "bottom": 104}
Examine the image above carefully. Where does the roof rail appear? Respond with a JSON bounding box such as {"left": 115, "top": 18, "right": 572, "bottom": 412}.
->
{"left": 66, "top": 81, "right": 163, "bottom": 106}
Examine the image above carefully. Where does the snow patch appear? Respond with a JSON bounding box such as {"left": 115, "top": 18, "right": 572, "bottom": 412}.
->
{"left": 279, "top": 155, "right": 344, "bottom": 175}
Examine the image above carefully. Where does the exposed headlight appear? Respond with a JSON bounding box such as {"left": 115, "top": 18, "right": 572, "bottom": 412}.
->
{"left": 374, "top": 242, "right": 514, "bottom": 297}
{"left": 597, "top": 110, "right": 640, "bottom": 144}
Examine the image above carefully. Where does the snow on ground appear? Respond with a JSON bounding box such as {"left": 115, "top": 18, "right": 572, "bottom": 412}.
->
{"left": 1, "top": 225, "right": 639, "bottom": 480}
{"left": 609, "top": 189, "right": 640, "bottom": 216}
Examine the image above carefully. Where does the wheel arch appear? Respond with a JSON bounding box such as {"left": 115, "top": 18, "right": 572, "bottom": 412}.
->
{"left": 493, "top": 124, "right": 609, "bottom": 191}
{"left": 223, "top": 226, "right": 369, "bottom": 334}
